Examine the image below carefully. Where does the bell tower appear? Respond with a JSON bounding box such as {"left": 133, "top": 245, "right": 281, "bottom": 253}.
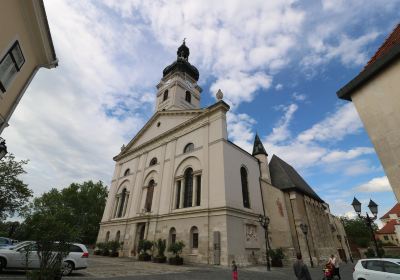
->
{"left": 155, "top": 40, "right": 202, "bottom": 111}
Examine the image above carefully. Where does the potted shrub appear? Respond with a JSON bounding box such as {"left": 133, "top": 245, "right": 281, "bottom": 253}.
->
{"left": 138, "top": 239, "right": 153, "bottom": 261}
{"left": 94, "top": 242, "right": 103, "bottom": 255}
{"left": 102, "top": 242, "right": 110, "bottom": 256}
{"left": 109, "top": 241, "right": 121, "bottom": 257}
{"left": 168, "top": 241, "right": 185, "bottom": 265}
{"left": 269, "top": 248, "right": 284, "bottom": 267}
{"left": 153, "top": 239, "right": 167, "bottom": 263}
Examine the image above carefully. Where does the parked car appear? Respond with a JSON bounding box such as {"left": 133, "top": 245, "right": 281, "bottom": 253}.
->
{"left": 0, "top": 237, "right": 17, "bottom": 248}
{"left": 0, "top": 242, "right": 88, "bottom": 276}
{"left": 353, "top": 258, "right": 400, "bottom": 280}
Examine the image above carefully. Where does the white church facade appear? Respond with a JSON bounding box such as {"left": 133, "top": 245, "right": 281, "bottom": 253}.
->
{"left": 97, "top": 42, "right": 350, "bottom": 266}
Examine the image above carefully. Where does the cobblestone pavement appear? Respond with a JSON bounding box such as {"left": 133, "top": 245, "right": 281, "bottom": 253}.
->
{"left": 0, "top": 255, "right": 355, "bottom": 280}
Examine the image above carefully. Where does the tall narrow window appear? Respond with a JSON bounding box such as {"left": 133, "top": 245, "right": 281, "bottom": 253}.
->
{"left": 175, "top": 181, "right": 181, "bottom": 209}
{"left": 183, "top": 143, "right": 194, "bottom": 153}
{"left": 124, "top": 169, "right": 130, "bottom": 176}
{"left": 190, "top": 226, "right": 199, "bottom": 249}
{"left": 145, "top": 180, "right": 155, "bottom": 212}
{"left": 185, "top": 91, "right": 191, "bottom": 103}
{"left": 169, "top": 227, "right": 176, "bottom": 245}
{"left": 115, "top": 231, "right": 121, "bottom": 242}
{"left": 240, "top": 167, "right": 250, "bottom": 208}
{"left": 163, "top": 90, "right": 168, "bottom": 101}
{"left": 117, "top": 188, "right": 127, "bottom": 217}
{"left": 0, "top": 41, "right": 25, "bottom": 93}
{"left": 105, "top": 231, "right": 110, "bottom": 242}
{"left": 196, "top": 175, "right": 201, "bottom": 206}
{"left": 183, "top": 168, "right": 193, "bottom": 207}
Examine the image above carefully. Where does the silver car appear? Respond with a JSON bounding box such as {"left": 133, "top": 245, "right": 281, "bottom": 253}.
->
{"left": 353, "top": 258, "right": 400, "bottom": 280}
{"left": 0, "top": 242, "right": 88, "bottom": 276}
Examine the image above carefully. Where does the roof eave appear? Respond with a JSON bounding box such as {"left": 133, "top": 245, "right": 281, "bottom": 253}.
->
{"left": 337, "top": 44, "right": 400, "bottom": 101}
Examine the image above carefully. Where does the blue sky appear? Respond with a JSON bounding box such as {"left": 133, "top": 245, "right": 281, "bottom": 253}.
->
{"left": 3, "top": 0, "right": 400, "bottom": 223}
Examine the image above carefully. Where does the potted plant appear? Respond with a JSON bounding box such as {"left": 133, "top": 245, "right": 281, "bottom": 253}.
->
{"left": 168, "top": 241, "right": 185, "bottom": 265}
{"left": 153, "top": 239, "right": 167, "bottom": 263}
{"left": 109, "top": 241, "right": 121, "bottom": 257}
{"left": 102, "top": 242, "right": 110, "bottom": 256}
{"left": 138, "top": 239, "right": 153, "bottom": 261}
{"left": 94, "top": 242, "right": 103, "bottom": 255}
{"left": 269, "top": 248, "right": 284, "bottom": 267}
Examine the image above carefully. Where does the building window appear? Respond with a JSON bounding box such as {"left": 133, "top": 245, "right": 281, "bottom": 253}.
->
{"left": 183, "top": 143, "right": 194, "bottom": 153}
{"left": 384, "top": 235, "right": 389, "bottom": 240}
{"left": 105, "top": 231, "right": 110, "bottom": 242}
{"left": 0, "top": 41, "right": 25, "bottom": 93}
{"left": 115, "top": 230, "right": 120, "bottom": 242}
{"left": 124, "top": 169, "right": 130, "bottom": 176}
{"left": 163, "top": 90, "right": 168, "bottom": 101}
{"left": 175, "top": 181, "right": 181, "bottom": 209}
{"left": 183, "top": 168, "right": 193, "bottom": 208}
{"left": 169, "top": 227, "right": 176, "bottom": 245}
{"left": 185, "top": 91, "right": 191, "bottom": 103}
{"left": 190, "top": 226, "right": 199, "bottom": 249}
{"left": 241, "top": 167, "right": 250, "bottom": 208}
{"left": 150, "top": 157, "right": 157, "bottom": 166}
{"left": 196, "top": 175, "right": 201, "bottom": 206}
{"left": 117, "top": 188, "right": 127, "bottom": 217}
{"left": 145, "top": 180, "right": 155, "bottom": 212}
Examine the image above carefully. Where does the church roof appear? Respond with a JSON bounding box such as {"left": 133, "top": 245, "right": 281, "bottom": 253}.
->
{"left": 269, "top": 155, "right": 323, "bottom": 202}
{"left": 252, "top": 134, "right": 268, "bottom": 156}
{"left": 163, "top": 41, "right": 199, "bottom": 81}
{"left": 376, "top": 219, "right": 399, "bottom": 235}
{"left": 381, "top": 203, "right": 400, "bottom": 219}
{"left": 337, "top": 23, "right": 400, "bottom": 101}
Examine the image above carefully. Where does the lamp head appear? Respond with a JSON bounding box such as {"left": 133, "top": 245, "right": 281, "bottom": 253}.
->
{"left": 368, "top": 199, "right": 378, "bottom": 217}
{"left": 351, "top": 197, "right": 362, "bottom": 214}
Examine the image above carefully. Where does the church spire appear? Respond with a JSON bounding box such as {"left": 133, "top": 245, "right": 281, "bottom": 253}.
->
{"left": 252, "top": 134, "right": 268, "bottom": 156}
{"left": 177, "top": 38, "right": 189, "bottom": 61}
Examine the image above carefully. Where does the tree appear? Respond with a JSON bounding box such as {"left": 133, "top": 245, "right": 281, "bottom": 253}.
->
{"left": 0, "top": 154, "right": 32, "bottom": 220}
{"left": 23, "top": 181, "right": 107, "bottom": 245}
{"left": 342, "top": 217, "right": 378, "bottom": 248}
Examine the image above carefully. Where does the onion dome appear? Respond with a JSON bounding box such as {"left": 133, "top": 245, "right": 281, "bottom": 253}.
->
{"left": 163, "top": 40, "right": 199, "bottom": 81}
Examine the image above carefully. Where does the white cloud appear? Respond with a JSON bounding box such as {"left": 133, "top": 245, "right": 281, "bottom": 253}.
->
{"left": 275, "top": 84, "right": 283, "bottom": 91}
{"left": 227, "top": 112, "right": 256, "bottom": 151}
{"left": 292, "top": 92, "right": 307, "bottom": 101}
{"left": 322, "top": 147, "right": 375, "bottom": 163}
{"left": 355, "top": 176, "right": 392, "bottom": 193}
{"left": 267, "top": 104, "right": 298, "bottom": 143}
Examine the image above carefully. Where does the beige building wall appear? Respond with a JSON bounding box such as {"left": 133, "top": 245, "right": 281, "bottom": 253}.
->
{"left": 0, "top": 0, "right": 57, "bottom": 134}
{"left": 350, "top": 59, "right": 400, "bottom": 201}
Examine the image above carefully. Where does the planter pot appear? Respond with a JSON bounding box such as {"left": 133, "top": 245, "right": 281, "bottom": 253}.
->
{"left": 93, "top": 250, "right": 101, "bottom": 255}
{"left": 271, "top": 259, "right": 283, "bottom": 267}
{"left": 102, "top": 251, "right": 110, "bottom": 256}
{"left": 110, "top": 252, "right": 119, "bottom": 257}
{"left": 153, "top": 256, "right": 167, "bottom": 263}
{"left": 169, "top": 257, "right": 183, "bottom": 265}
{"left": 138, "top": 254, "right": 152, "bottom": 261}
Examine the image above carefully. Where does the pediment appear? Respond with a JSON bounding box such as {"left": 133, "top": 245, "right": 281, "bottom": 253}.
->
{"left": 119, "top": 109, "right": 204, "bottom": 156}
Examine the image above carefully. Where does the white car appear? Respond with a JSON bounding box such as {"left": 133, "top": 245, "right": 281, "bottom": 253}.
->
{"left": 353, "top": 258, "right": 400, "bottom": 280}
{"left": 0, "top": 242, "right": 88, "bottom": 276}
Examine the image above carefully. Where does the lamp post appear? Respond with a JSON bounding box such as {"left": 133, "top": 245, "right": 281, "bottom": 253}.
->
{"left": 351, "top": 197, "right": 381, "bottom": 257}
{"left": 258, "top": 214, "right": 271, "bottom": 271}
{"left": 300, "top": 223, "right": 314, "bottom": 267}
{"left": 0, "top": 138, "right": 7, "bottom": 160}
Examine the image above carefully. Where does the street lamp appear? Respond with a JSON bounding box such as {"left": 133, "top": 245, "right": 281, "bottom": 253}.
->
{"left": 351, "top": 197, "right": 381, "bottom": 257}
{"left": 258, "top": 214, "right": 271, "bottom": 271}
{"left": 300, "top": 223, "right": 314, "bottom": 267}
{"left": 0, "top": 138, "right": 7, "bottom": 160}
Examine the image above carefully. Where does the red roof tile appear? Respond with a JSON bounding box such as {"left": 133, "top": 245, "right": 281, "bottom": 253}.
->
{"left": 381, "top": 203, "right": 400, "bottom": 219}
{"left": 365, "top": 24, "right": 400, "bottom": 70}
{"left": 377, "top": 219, "right": 399, "bottom": 235}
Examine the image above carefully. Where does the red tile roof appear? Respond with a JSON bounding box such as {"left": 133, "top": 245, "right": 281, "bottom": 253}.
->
{"left": 365, "top": 24, "right": 400, "bottom": 70}
{"left": 377, "top": 219, "right": 399, "bottom": 235}
{"left": 381, "top": 203, "right": 400, "bottom": 219}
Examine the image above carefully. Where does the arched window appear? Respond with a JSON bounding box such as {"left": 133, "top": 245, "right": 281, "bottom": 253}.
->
{"left": 190, "top": 226, "right": 199, "bottom": 249}
{"left": 183, "top": 168, "right": 193, "bottom": 208}
{"left": 240, "top": 167, "right": 250, "bottom": 208}
{"left": 169, "top": 227, "right": 176, "bottom": 246}
{"left": 117, "top": 188, "right": 127, "bottom": 217}
{"left": 163, "top": 90, "right": 168, "bottom": 101}
{"left": 149, "top": 157, "right": 157, "bottom": 166}
{"left": 124, "top": 169, "right": 130, "bottom": 176}
{"left": 105, "top": 231, "right": 110, "bottom": 242}
{"left": 185, "top": 91, "right": 191, "bottom": 103}
{"left": 115, "top": 230, "right": 120, "bottom": 242}
{"left": 183, "top": 143, "right": 194, "bottom": 153}
{"left": 145, "top": 180, "right": 155, "bottom": 212}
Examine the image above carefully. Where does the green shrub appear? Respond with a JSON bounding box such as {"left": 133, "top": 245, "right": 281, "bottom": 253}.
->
{"left": 269, "top": 248, "right": 285, "bottom": 261}
{"left": 109, "top": 241, "right": 121, "bottom": 254}
{"left": 155, "top": 239, "right": 166, "bottom": 258}
{"left": 168, "top": 241, "right": 185, "bottom": 258}
{"left": 138, "top": 239, "right": 153, "bottom": 255}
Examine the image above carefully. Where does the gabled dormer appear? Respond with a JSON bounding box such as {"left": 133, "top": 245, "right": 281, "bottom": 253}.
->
{"left": 155, "top": 40, "right": 202, "bottom": 112}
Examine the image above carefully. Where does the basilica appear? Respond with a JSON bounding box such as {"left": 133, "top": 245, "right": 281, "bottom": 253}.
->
{"left": 97, "top": 42, "right": 350, "bottom": 266}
